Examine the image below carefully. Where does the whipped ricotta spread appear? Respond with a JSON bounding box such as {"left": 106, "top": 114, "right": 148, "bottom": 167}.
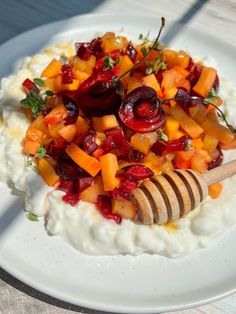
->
{"left": 1, "top": 43, "right": 236, "bottom": 257}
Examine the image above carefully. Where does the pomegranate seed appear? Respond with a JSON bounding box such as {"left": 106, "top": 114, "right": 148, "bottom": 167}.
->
{"left": 81, "top": 129, "right": 98, "bottom": 155}
{"left": 151, "top": 136, "right": 189, "bottom": 156}
{"left": 61, "top": 64, "right": 73, "bottom": 84}
{"left": 22, "top": 79, "right": 39, "bottom": 94}
{"left": 77, "top": 177, "right": 94, "bottom": 193}
{"left": 125, "top": 43, "right": 137, "bottom": 62}
{"left": 121, "top": 165, "right": 154, "bottom": 180}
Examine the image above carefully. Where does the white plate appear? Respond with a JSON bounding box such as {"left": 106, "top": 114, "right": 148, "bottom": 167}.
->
{"left": 1, "top": 14, "right": 236, "bottom": 314}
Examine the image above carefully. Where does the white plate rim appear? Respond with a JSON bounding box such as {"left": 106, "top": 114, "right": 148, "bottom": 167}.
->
{"left": 0, "top": 13, "right": 236, "bottom": 313}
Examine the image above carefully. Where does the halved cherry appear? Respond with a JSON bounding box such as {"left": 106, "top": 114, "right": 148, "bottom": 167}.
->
{"left": 76, "top": 70, "right": 122, "bottom": 116}
{"left": 118, "top": 86, "right": 165, "bottom": 132}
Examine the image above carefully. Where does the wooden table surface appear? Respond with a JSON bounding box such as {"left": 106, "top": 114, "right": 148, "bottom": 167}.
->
{"left": 1, "top": 0, "right": 236, "bottom": 313}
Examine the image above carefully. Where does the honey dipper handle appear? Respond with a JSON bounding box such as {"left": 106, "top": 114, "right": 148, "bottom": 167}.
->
{"left": 202, "top": 160, "right": 236, "bottom": 186}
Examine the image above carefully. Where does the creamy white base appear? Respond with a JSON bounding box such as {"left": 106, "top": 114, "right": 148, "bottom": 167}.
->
{"left": 1, "top": 44, "right": 236, "bottom": 257}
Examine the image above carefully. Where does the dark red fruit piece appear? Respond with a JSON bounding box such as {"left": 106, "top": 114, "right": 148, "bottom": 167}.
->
{"left": 76, "top": 70, "right": 122, "bottom": 116}
{"left": 76, "top": 37, "right": 103, "bottom": 60}
{"left": 187, "top": 64, "right": 202, "bottom": 88}
{"left": 41, "top": 107, "right": 52, "bottom": 117}
{"left": 121, "top": 165, "right": 154, "bottom": 180}
{"left": 81, "top": 129, "right": 98, "bottom": 155}
{"left": 77, "top": 176, "right": 94, "bottom": 193}
{"left": 59, "top": 180, "right": 75, "bottom": 194}
{"left": 175, "top": 88, "right": 203, "bottom": 113}
{"left": 119, "top": 86, "right": 165, "bottom": 133}
{"left": 125, "top": 42, "right": 137, "bottom": 62}
{"left": 62, "top": 193, "right": 80, "bottom": 206}
{"left": 213, "top": 75, "right": 219, "bottom": 93}
{"left": 56, "top": 161, "right": 84, "bottom": 180}
{"left": 94, "top": 58, "right": 105, "bottom": 73}
{"left": 186, "top": 57, "right": 194, "bottom": 72}
{"left": 96, "top": 195, "right": 122, "bottom": 224}
{"left": 155, "top": 70, "right": 164, "bottom": 85}
{"left": 100, "top": 135, "right": 116, "bottom": 154}
{"left": 63, "top": 96, "right": 80, "bottom": 125}
{"left": 61, "top": 64, "right": 73, "bottom": 84}
{"left": 151, "top": 136, "right": 189, "bottom": 156}
{"left": 134, "top": 100, "right": 159, "bottom": 119}
{"left": 109, "top": 49, "right": 121, "bottom": 60}
{"left": 127, "top": 149, "right": 145, "bottom": 162}
{"left": 112, "top": 179, "right": 138, "bottom": 200}
{"left": 22, "top": 78, "right": 39, "bottom": 94}
{"left": 47, "top": 138, "right": 68, "bottom": 159}
{"left": 208, "top": 146, "right": 223, "bottom": 170}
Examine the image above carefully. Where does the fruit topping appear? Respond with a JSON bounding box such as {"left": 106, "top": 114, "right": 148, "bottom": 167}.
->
{"left": 119, "top": 86, "right": 166, "bottom": 132}
{"left": 20, "top": 20, "right": 235, "bottom": 224}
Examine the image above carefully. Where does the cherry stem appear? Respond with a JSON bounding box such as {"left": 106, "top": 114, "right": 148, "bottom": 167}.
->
{"left": 112, "top": 17, "right": 165, "bottom": 85}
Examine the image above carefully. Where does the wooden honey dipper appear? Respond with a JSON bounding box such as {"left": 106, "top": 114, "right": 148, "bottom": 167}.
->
{"left": 131, "top": 160, "right": 236, "bottom": 225}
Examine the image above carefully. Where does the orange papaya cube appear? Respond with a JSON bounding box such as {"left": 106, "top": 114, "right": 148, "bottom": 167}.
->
{"left": 23, "top": 141, "right": 40, "bottom": 156}
{"left": 142, "top": 74, "right": 163, "bottom": 98}
{"left": 169, "top": 105, "right": 203, "bottom": 139}
{"left": 189, "top": 104, "right": 207, "bottom": 125}
{"left": 221, "top": 135, "right": 236, "bottom": 150}
{"left": 203, "top": 134, "right": 219, "bottom": 153}
{"left": 48, "top": 122, "right": 65, "bottom": 138}
{"left": 92, "top": 115, "right": 119, "bottom": 132}
{"left": 174, "top": 150, "right": 195, "bottom": 169}
{"left": 58, "top": 124, "right": 77, "bottom": 143}
{"left": 80, "top": 185, "right": 98, "bottom": 203}
{"left": 41, "top": 59, "right": 62, "bottom": 78}
{"left": 100, "top": 153, "right": 119, "bottom": 191}
{"left": 173, "top": 130, "right": 186, "bottom": 140}
{"left": 163, "top": 87, "right": 178, "bottom": 107}
{"left": 130, "top": 132, "right": 158, "bottom": 154}
{"left": 190, "top": 152, "right": 208, "bottom": 173}
{"left": 198, "top": 149, "right": 212, "bottom": 163}
{"left": 102, "top": 33, "right": 128, "bottom": 53}
{"left": 143, "top": 152, "right": 162, "bottom": 175}
{"left": 205, "top": 97, "right": 222, "bottom": 114}
{"left": 126, "top": 77, "right": 142, "bottom": 93}
{"left": 193, "top": 67, "right": 217, "bottom": 97}
{"left": 164, "top": 116, "right": 179, "bottom": 140}
{"left": 72, "top": 70, "right": 90, "bottom": 82}
{"left": 76, "top": 116, "right": 90, "bottom": 135}
{"left": 119, "top": 55, "right": 134, "bottom": 76}
{"left": 162, "top": 50, "right": 190, "bottom": 69}
{"left": 54, "top": 74, "right": 63, "bottom": 92}
{"left": 162, "top": 67, "right": 189, "bottom": 91}
{"left": 44, "top": 78, "right": 55, "bottom": 91}
{"left": 172, "top": 66, "right": 189, "bottom": 78}
{"left": 208, "top": 182, "right": 223, "bottom": 199}
{"left": 112, "top": 199, "right": 137, "bottom": 220}
{"left": 25, "top": 127, "right": 44, "bottom": 143}
{"left": 201, "top": 119, "right": 234, "bottom": 145}
{"left": 38, "top": 158, "right": 60, "bottom": 186}
{"left": 61, "top": 79, "right": 80, "bottom": 91}
{"left": 30, "top": 115, "right": 51, "bottom": 144}
{"left": 44, "top": 104, "right": 68, "bottom": 125}
{"left": 191, "top": 138, "right": 204, "bottom": 151}
{"left": 72, "top": 55, "right": 96, "bottom": 75}
{"left": 66, "top": 143, "right": 101, "bottom": 177}
{"left": 94, "top": 175, "right": 109, "bottom": 195}
{"left": 206, "top": 109, "right": 219, "bottom": 122}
